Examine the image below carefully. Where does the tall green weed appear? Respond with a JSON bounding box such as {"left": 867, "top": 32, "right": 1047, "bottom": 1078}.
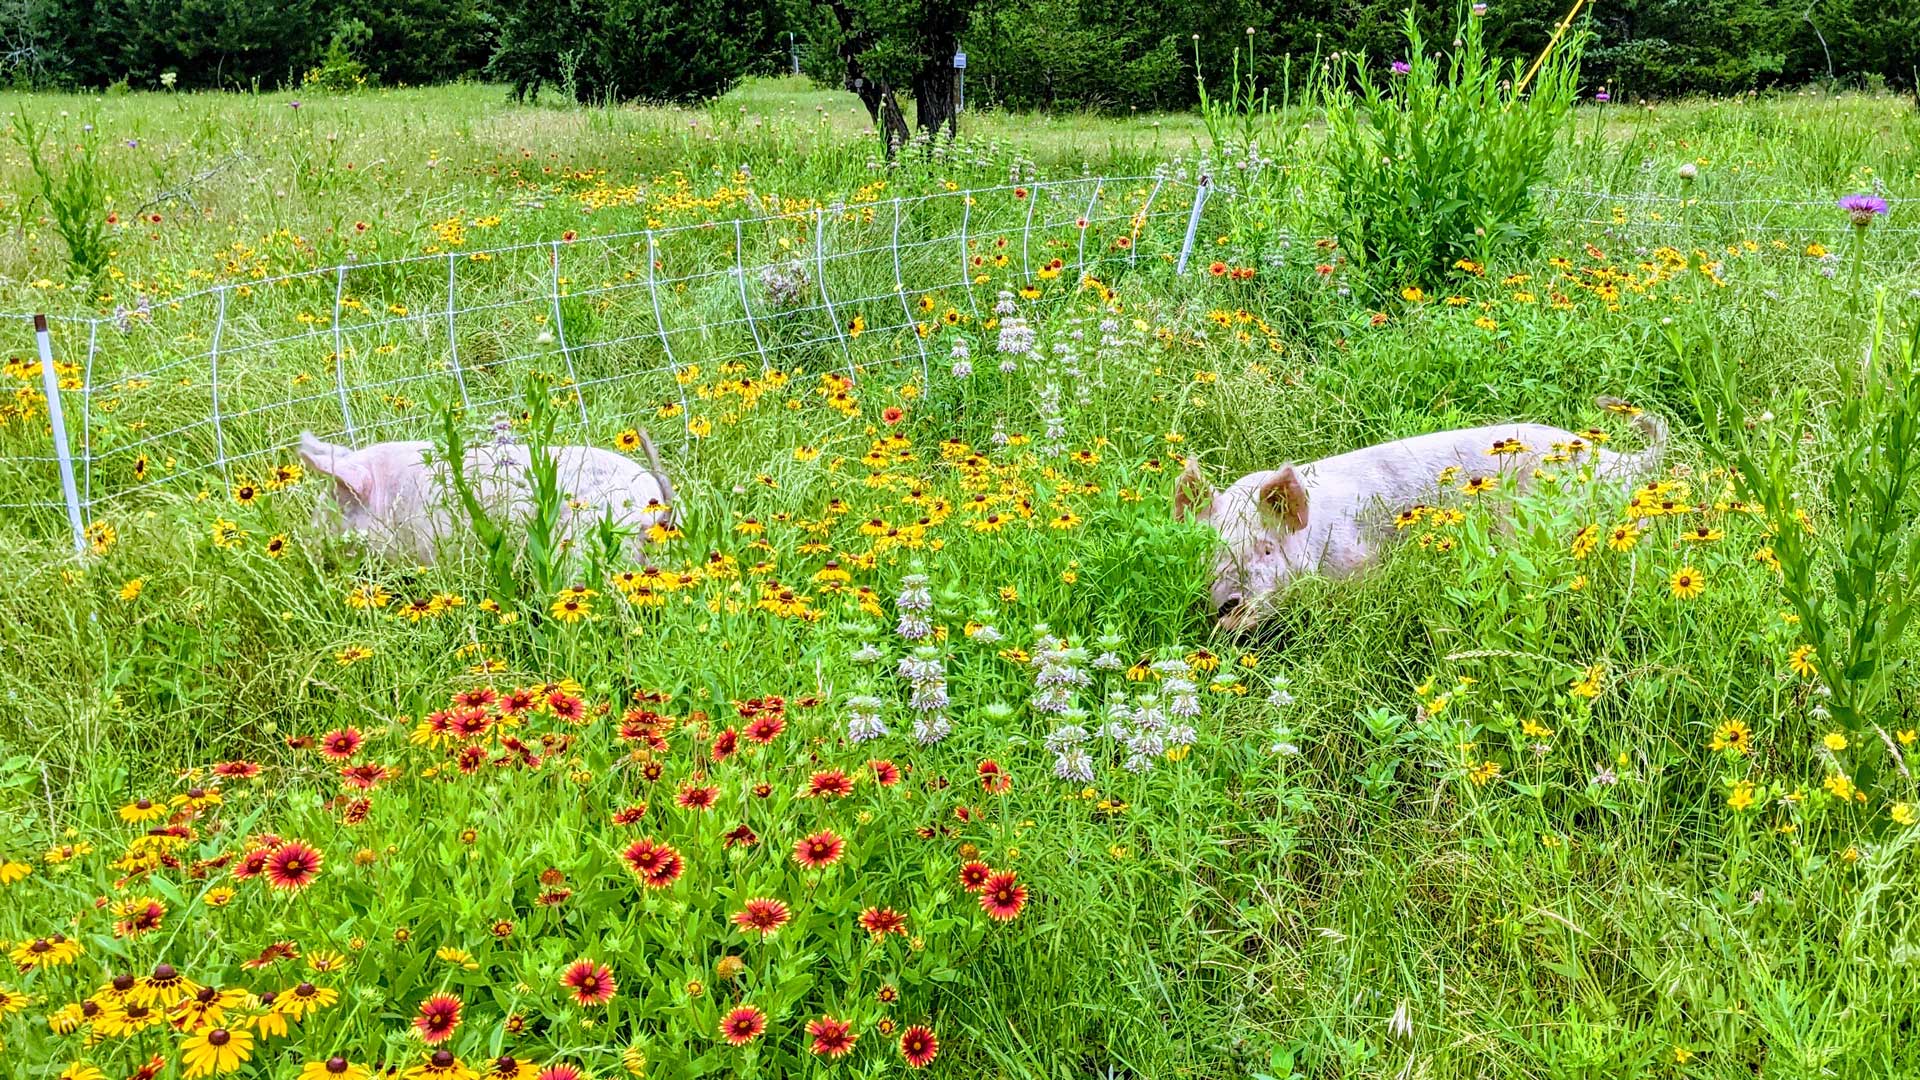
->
{"left": 1679, "top": 304, "right": 1920, "bottom": 790}
{"left": 13, "top": 113, "right": 112, "bottom": 280}
{"left": 1321, "top": 5, "right": 1583, "bottom": 289}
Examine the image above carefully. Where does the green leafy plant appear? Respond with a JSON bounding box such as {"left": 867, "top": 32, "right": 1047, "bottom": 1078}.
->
{"left": 1678, "top": 303, "right": 1920, "bottom": 785}
{"left": 1320, "top": 4, "right": 1584, "bottom": 289}
{"left": 302, "top": 20, "right": 373, "bottom": 93}
{"left": 1193, "top": 30, "right": 1322, "bottom": 261}
{"left": 436, "top": 403, "right": 518, "bottom": 609}
{"left": 14, "top": 114, "right": 112, "bottom": 281}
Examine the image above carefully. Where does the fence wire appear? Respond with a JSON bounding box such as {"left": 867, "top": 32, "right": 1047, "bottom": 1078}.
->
{"left": 1, "top": 177, "right": 1204, "bottom": 540}
{"left": 6, "top": 176, "right": 1912, "bottom": 542}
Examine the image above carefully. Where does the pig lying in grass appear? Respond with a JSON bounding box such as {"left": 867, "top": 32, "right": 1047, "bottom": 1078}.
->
{"left": 1176, "top": 397, "right": 1667, "bottom": 632}
{"left": 297, "top": 429, "right": 675, "bottom": 565}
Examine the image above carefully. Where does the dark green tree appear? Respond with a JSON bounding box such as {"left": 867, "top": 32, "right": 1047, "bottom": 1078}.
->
{"left": 796, "top": 0, "right": 981, "bottom": 152}
{"left": 486, "top": 0, "right": 773, "bottom": 103}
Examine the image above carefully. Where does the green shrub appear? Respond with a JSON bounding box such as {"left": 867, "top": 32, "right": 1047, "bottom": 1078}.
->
{"left": 13, "top": 114, "right": 112, "bottom": 281}
{"left": 487, "top": 0, "right": 770, "bottom": 104}
{"left": 1320, "top": 4, "right": 1583, "bottom": 291}
{"left": 303, "top": 20, "right": 373, "bottom": 93}
{"left": 1679, "top": 304, "right": 1920, "bottom": 791}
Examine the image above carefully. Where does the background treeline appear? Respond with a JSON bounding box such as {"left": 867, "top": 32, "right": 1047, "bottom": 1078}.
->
{"left": 965, "top": 0, "right": 1919, "bottom": 109}
{"left": 1, "top": 0, "right": 1913, "bottom": 102}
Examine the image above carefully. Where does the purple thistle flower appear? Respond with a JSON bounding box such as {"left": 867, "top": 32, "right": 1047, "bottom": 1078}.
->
{"left": 1594, "top": 90, "right": 1610, "bottom": 103}
{"left": 288, "top": 100, "right": 301, "bottom": 110}
{"left": 1391, "top": 61, "right": 1412, "bottom": 76}
{"left": 1471, "top": 2, "right": 1487, "bottom": 13}
{"left": 1838, "top": 194, "right": 1888, "bottom": 227}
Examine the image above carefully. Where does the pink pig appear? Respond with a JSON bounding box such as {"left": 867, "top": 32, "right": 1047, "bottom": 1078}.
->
{"left": 1176, "top": 397, "right": 1666, "bottom": 631}
{"left": 297, "top": 429, "right": 675, "bottom": 565}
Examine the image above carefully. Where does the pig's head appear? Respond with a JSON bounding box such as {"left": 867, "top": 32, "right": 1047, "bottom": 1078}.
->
{"left": 298, "top": 434, "right": 396, "bottom": 541}
{"left": 1173, "top": 458, "right": 1310, "bottom": 632}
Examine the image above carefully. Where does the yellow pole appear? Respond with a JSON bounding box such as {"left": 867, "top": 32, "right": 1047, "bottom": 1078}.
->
{"left": 1514, "top": 0, "right": 1590, "bottom": 97}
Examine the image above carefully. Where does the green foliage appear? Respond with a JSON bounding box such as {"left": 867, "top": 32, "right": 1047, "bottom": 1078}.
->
{"left": 13, "top": 113, "right": 112, "bottom": 281}
{"left": 963, "top": 0, "right": 1269, "bottom": 112}
{"left": 518, "top": 385, "right": 567, "bottom": 599}
{"left": 1193, "top": 31, "right": 1321, "bottom": 262}
{"left": 1, "top": 0, "right": 1916, "bottom": 98}
{"left": 302, "top": 19, "right": 372, "bottom": 93}
{"left": 4, "top": 80, "right": 1920, "bottom": 1080}
{"left": 488, "top": 0, "right": 773, "bottom": 104}
{"left": 1321, "top": 5, "right": 1582, "bottom": 290}
{"left": 1585, "top": 0, "right": 1793, "bottom": 95}
{"left": 436, "top": 403, "right": 518, "bottom": 610}
{"left": 435, "top": 382, "right": 574, "bottom": 612}
{"left": 1679, "top": 306, "right": 1920, "bottom": 775}
{"left": 0, "top": 0, "right": 488, "bottom": 91}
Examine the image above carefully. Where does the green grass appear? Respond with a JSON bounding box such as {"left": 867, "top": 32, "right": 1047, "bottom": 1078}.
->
{"left": 0, "top": 79, "right": 1919, "bottom": 1080}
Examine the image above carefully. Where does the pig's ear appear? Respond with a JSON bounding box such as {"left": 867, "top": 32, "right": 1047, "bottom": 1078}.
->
{"left": 1172, "top": 458, "right": 1215, "bottom": 522}
{"left": 298, "top": 433, "right": 372, "bottom": 504}
{"left": 1257, "top": 467, "right": 1309, "bottom": 532}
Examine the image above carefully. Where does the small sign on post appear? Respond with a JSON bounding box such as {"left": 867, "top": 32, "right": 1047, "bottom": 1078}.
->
{"left": 954, "top": 52, "right": 966, "bottom": 114}
{"left": 34, "top": 314, "right": 88, "bottom": 557}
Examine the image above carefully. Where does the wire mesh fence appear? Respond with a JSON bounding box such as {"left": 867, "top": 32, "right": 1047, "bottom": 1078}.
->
{"left": 1, "top": 176, "right": 1205, "bottom": 550}
{"left": 1540, "top": 187, "right": 1920, "bottom": 260}
{"left": 4, "top": 173, "right": 1910, "bottom": 553}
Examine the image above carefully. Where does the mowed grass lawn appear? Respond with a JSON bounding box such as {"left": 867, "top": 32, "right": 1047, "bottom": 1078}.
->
{"left": 0, "top": 78, "right": 1918, "bottom": 1079}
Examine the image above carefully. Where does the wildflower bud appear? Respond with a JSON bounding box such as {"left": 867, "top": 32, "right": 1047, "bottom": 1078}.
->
{"left": 1677, "top": 162, "right": 1697, "bottom": 182}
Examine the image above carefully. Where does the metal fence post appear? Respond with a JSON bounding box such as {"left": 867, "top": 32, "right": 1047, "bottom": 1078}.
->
{"left": 814, "top": 207, "right": 857, "bottom": 383}
{"left": 1175, "top": 175, "right": 1212, "bottom": 276}
{"left": 549, "top": 240, "right": 591, "bottom": 430}
{"left": 329, "top": 269, "right": 356, "bottom": 445}
{"left": 445, "top": 253, "right": 471, "bottom": 412}
{"left": 891, "top": 197, "right": 931, "bottom": 392}
{"left": 646, "top": 231, "right": 694, "bottom": 441}
{"left": 34, "top": 315, "right": 87, "bottom": 557}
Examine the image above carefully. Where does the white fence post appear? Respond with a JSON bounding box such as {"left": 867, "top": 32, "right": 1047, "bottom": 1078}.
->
{"left": 33, "top": 315, "right": 87, "bottom": 557}
{"left": 329, "top": 269, "right": 356, "bottom": 445}
{"left": 1019, "top": 179, "right": 1040, "bottom": 279}
{"left": 548, "top": 240, "right": 592, "bottom": 430}
{"left": 1132, "top": 176, "right": 1166, "bottom": 267}
{"left": 445, "top": 253, "right": 471, "bottom": 412}
{"left": 646, "top": 231, "right": 694, "bottom": 441}
{"left": 79, "top": 321, "right": 97, "bottom": 512}
{"left": 1075, "top": 179, "right": 1104, "bottom": 276}
{"left": 733, "top": 220, "right": 771, "bottom": 376}
{"left": 892, "top": 197, "right": 931, "bottom": 392}
{"left": 813, "top": 207, "right": 857, "bottom": 383}
{"left": 1175, "top": 175, "right": 1212, "bottom": 276}
{"left": 958, "top": 190, "right": 981, "bottom": 320}
{"left": 210, "top": 287, "right": 231, "bottom": 479}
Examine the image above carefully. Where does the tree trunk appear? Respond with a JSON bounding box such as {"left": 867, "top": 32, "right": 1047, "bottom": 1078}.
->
{"left": 911, "top": 43, "right": 958, "bottom": 140}
{"left": 847, "top": 70, "right": 911, "bottom": 156}
{"left": 902, "top": 26, "right": 956, "bottom": 139}
{"left": 825, "top": 0, "right": 913, "bottom": 158}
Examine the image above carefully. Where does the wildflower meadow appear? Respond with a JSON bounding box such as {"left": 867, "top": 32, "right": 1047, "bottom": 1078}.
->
{"left": 3, "top": 16, "right": 1920, "bottom": 1080}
